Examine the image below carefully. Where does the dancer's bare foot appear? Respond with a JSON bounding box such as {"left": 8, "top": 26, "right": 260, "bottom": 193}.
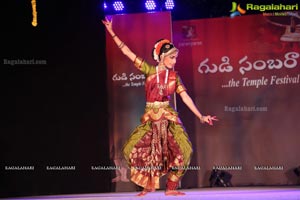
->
{"left": 165, "top": 190, "right": 186, "bottom": 196}
{"left": 137, "top": 190, "right": 148, "bottom": 197}
{"left": 136, "top": 189, "right": 155, "bottom": 197}
{"left": 120, "top": 168, "right": 129, "bottom": 182}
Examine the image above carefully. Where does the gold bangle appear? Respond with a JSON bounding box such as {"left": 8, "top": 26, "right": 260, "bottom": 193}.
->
{"left": 118, "top": 42, "right": 125, "bottom": 49}
{"left": 133, "top": 56, "right": 138, "bottom": 63}
{"left": 112, "top": 35, "right": 117, "bottom": 38}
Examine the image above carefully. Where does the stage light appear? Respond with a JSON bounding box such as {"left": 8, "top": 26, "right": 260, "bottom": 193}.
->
{"left": 103, "top": 2, "right": 107, "bottom": 9}
{"left": 209, "top": 169, "right": 233, "bottom": 187}
{"left": 113, "top": 1, "right": 125, "bottom": 11}
{"left": 165, "top": 0, "right": 175, "bottom": 10}
{"left": 145, "top": 0, "right": 156, "bottom": 11}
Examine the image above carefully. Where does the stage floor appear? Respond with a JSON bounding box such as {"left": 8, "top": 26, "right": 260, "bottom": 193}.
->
{"left": 4, "top": 186, "right": 300, "bottom": 200}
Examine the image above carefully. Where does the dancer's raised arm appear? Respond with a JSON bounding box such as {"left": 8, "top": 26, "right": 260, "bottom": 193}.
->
{"left": 102, "top": 17, "right": 136, "bottom": 62}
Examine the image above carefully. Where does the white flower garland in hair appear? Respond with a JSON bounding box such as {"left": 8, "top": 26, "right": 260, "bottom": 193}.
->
{"left": 153, "top": 39, "right": 170, "bottom": 62}
{"left": 153, "top": 50, "right": 159, "bottom": 62}
{"left": 153, "top": 42, "right": 160, "bottom": 62}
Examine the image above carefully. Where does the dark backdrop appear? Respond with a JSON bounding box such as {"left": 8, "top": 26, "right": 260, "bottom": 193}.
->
{"left": 1, "top": 0, "right": 110, "bottom": 198}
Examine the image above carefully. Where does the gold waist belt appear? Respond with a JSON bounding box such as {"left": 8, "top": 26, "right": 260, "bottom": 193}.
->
{"left": 146, "top": 101, "right": 169, "bottom": 108}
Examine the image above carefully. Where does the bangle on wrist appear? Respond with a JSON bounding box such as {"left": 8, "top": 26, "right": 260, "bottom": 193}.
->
{"left": 118, "top": 42, "right": 125, "bottom": 49}
{"left": 112, "top": 34, "right": 117, "bottom": 38}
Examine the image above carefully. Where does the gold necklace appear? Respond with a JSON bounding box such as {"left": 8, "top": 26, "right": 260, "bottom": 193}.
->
{"left": 156, "top": 66, "right": 169, "bottom": 96}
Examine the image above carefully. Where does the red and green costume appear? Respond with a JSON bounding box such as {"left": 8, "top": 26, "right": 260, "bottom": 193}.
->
{"left": 122, "top": 57, "right": 193, "bottom": 191}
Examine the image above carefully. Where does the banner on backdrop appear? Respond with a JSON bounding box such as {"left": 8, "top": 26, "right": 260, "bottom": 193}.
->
{"left": 173, "top": 14, "right": 300, "bottom": 187}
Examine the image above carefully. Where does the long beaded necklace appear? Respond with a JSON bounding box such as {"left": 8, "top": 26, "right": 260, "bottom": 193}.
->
{"left": 156, "top": 66, "right": 169, "bottom": 96}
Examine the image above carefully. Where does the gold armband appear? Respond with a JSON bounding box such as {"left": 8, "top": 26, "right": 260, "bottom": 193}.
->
{"left": 176, "top": 85, "right": 186, "bottom": 94}
{"left": 133, "top": 56, "right": 144, "bottom": 69}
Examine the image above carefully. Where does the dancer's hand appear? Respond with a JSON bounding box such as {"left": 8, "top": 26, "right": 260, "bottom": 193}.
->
{"left": 200, "top": 115, "right": 218, "bottom": 125}
{"left": 102, "top": 16, "right": 114, "bottom": 34}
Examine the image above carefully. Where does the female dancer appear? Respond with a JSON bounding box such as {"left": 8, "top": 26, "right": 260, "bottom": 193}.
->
{"left": 102, "top": 17, "right": 218, "bottom": 196}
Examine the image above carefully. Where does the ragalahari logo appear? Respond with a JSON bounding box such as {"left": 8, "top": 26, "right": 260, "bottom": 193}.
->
{"left": 230, "top": 2, "right": 246, "bottom": 18}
